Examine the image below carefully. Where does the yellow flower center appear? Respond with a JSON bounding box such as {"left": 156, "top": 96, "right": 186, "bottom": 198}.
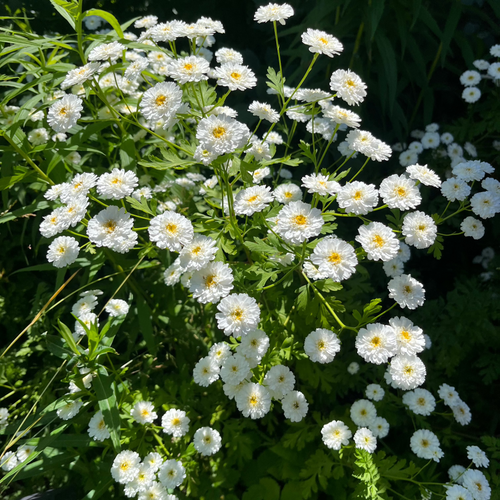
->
{"left": 212, "top": 126, "right": 226, "bottom": 139}
{"left": 284, "top": 191, "right": 293, "bottom": 198}
{"left": 204, "top": 274, "right": 217, "bottom": 288}
{"left": 421, "top": 439, "right": 429, "bottom": 448}
{"left": 319, "top": 37, "right": 328, "bottom": 45}
{"left": 317, "top": 340, "right": 325, "bottom": 350}
{"left": 104, "top": 220, "right": 117, "bottom": 233}
{"left": 404, "top": 285, "right": 412, "bottom": 294}
{"left": 328, "top": 252, "right": 341, "bottom": 264}
{"left": 418, "top": 224, "right": 426, "bottom": 231}
{"left": 354, "top": 191, "right": 362, "bottom": 200}
{"left": 370, "top": 336, "right": 381, "bottom": 347}
{"left": 247, "top": 195, "right": 259, "bottom": 203}
{"left": 59, "top": 107, "right": 68, "bottom": 115}
{"left": 417, "top": 397, "right": 426, "bottom": 406}
{"left": 401, "top": 330, "right": 411, "bottom": 341}
{"left": 249, "top": 395, "right": 258, "bottom": 406}
{"left": 165, "top": 223, "right": 177, "bottom": 234}
{"left": 155, "top": 95, "right": 167, "bottom": 106}
{"left": 294, "top": 214, "right": 307, "bottom": 225}
{"left": 404, "top": 365, "right": 414, "bottom": 375}
{"left": 184, "top": 63, "right": 193, "bottom": 71}
{"left": 396, "top": 187, "right": 407, "bottom": 197}
{"left": 372, "top": 235, "right": 385, "bottom": 247}
{"left": 231, "top": 308, "right": 244, "bottom": 321}
{"left": 345, "top": 79, "right": 356, "bottom": 87}
{"left": 120, "top": 461, "right": 130, "bottom": 471}
{"left": 231, "top": 72, "right": 241, "bottom": 80}
{"left": 192, "top": 246, "right": 202, "bottom": 255}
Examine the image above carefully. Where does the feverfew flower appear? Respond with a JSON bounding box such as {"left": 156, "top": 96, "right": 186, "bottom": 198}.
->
{"left": 402, "top": 211, "right": 437, "bottom": 249}
{"left": 196, "top": 114, "right": 250, "bottom": 155}
{"left": 452, "top": 403, "right": 471, "bottom": 425}
{"left": 441, "top": 177, "right": 471, "bottom": 202}
{"left": 453, "top": 161, "right": 485, "bottom": 182}
{"left": 61, "top": 62, "right": 101, "bottom": 89}
{"left": 238, "top": 329, "right": 270, "bottom": 364}
{"left": 215, "top": 293, "right": 260, "bottom": 337}
{"left": 235, "top": 383, "right": 271, "bottom": 419}
{"left": 47, "top": 94, "right": 83, "bottom": 133}
{"left": 329, "top": 69, "right": 367, "bottom": 106}
{"left": 355, "top": 222, "right": 400, "bottom": 262}
{"left": 88, "top": 41, "right": 125, "bottom": 63}
{"left": 350, "top": 399, "right": 377, "bottom": 427}
{"left": 264, "top": 365, "right": 295, "bottom": 399}
{"left": 57, "top": 399, "right": 83, "bottom": 420}
{"left": 161, "top": 409, "right": 190, "bottom": 437}
{"left": 234, "top": 185, "right": 274, "bottom": 216}
{"left": 310, "top": 237, "right": 358, "bottom": 281}
{"left": 193, "top": 356, "right": 220, "bottom": 386}
{"left": 410, "top": 429, "right": 443, "bottom": 462}
{"left": 304, "top": 328, "right": 341, "bottom": 363}
{"left": 323, "top": 105, "right": 361, "bottom": 128}
{"left": 470, "top": 191, "right": 500, "bottom": 219}
{"left": 348, "top": 362, "right": 360, "bottom": 374}
{"left": 355, "top": 323, "right": 397, "bottom": 365}
{"left": 254, "top": 3, "right": 294, "bottom": 25}
{"left": 88, "top": 410, "right": 110, "bottom": 441}
{"left": 460, "top": 70, "right": 481, "bottom": 86}
{"left": 466, "top": 446, "right": 489, "bottom": 468}
{"left": 421, "top": 131, "right": 440, "bottom": 149}
{"left": 402, "top": 388, "right": 436, "bottom": 416}
{"left": 215, "top": 48, "right": 243, "bottom": 64}
{"left": 462, "top": 470, "right": 491, "bottom": 500}
{"left": 248, "top": 101, "right": 279, "bottom": 123}
{"left": 158, "top": 460, "right": 186, "bottom": 490}
{"left": 274, "top": 183, "right": 303, "bottom": 204}
{"left": 1, "top": 452, "right": 18, "bottom": 472}
{"left": 167, "top": 55, "right": 210, "bottom": 84}
{"left": 215, "top": 63, "right": 257, "bottom": 91}
{"left": 28, "top": 127, "right": 49, "bottom": 145}
{"left": 461, "top": 216, "right": 485, "bottom": 239}
{"left": 462, "top": 87, "right": 481, "bottom": 103}
{"left": 389, "top": 316, "right": 425, "bottom": 355}
{"left": 111, "top": 450, "right": 141, "bottom": 484}
{"left": 139, "top": 82, "right": 183, "bottom": 123}
{"left": 302, "top": 173, "right": 340, "bottom": 196}
{"left": 438, "top": 383, "right": 460, "bottom": 406}
{"left": 97, "top": 168, "right": 139, "bottom": 200}
{"left": 337, "top": 181, "right": 379, "bottom": 215}
{"left": 131, "top": 401, "right": 157, "bottom": 424}
{"left": 370, "top": 417, "right": 389, "bottom": 439}
{"left": 149, "top": 211, "right": 194, "bottom": 251}
{"left": 47, "top": 236, "right": 79, "bottom": 268}
{"left": 193, "top": 427, "right": 222, "bottom": 456}
{"left": 282, "top": 391, "right": 308, "bottom": 422}
{"left": 276, "top": 201, "right": 324, "bottom": 245}
{"left": 389, "top": 354, "right": 426, "bottom": 390}
{"left": 321, "top": 420, "right": 352, "bottom": 450}
{"left": 301, "top": 29, "right": 343, "bottom": 57}
{"left": 354, "top": 428, "right": 377, "bottom": 453}
{"left": 178, "top": 235, "right": 217, "bottom": 271}
{"left": 446, "top": 485, "right": 473, "bottom": 500}
{"left": 365, "top": 384, "right": 385, "bottom": 402}
{"left": 406, "top": 164, "right": 441, "bottom": 188}
{"left": 189, "top": 261, "right": 234, "bottom": 304}
{"left": 105, "top": 299, "right": 129, "bottom": 317}
{"left": 379, "top": 174, "right": 421, "bottom": 210}
{"left": 220, "top": 354, "right": 251, "bottom": 385}
{"left": 208, "top": 342, "right": 232, "bottom": 365}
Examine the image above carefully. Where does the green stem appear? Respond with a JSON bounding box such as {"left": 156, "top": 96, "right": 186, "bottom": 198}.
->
{"left": 349, "top": 156, "right": 371, "bottom": 182}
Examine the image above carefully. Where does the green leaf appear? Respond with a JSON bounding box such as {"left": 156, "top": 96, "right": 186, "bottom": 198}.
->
{"left": 125, "top": 195, "right": 155, "bottom": 216}
{"left": 93, "top": 367, "right": 121, "bottom": 451}
{"left": 366, "top": 0, "right": 386, "bottom": 40}
{"left": 375, "top": 34, "right": 398, "bottom": 114}
{"left": 82, "top": 478, "right": 114, "bottom": 500}
{"left": 46, "top": 335, "right": 74, "bottom": 360}
{"left": 119, "top": 134, "right": 137, "bottom": 169}
{"left": 82, "top": 9, "right": 124, "bottom": 38}
{"left": 49, "top": 0, "right": 79, "bottom": 30}
{"left": 56, "top": 320, "right": 81, "bottom": 357}
{"left": 266, "top": 66, "right": 285, "bottom": 98}
{"left": 137, "top": 295, "right": 158, "bottom": 356}
{"left": 240, "top": 160, "right": 258, "bottom": 184}
{"left": 440, "top": 2, "right": 462, "bottom": 65}
{"left": 244, "top": 237, "right": 277, "bottom": 254}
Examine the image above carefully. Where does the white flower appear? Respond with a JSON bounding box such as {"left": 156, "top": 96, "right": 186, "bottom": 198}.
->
{"left": 234, "top": 185, "right": 274, "bottom": 216}
{"left": 304, "top": 328, "right": 341, "bottom": 363}
{"left": 139, "top": 82, "right": 183, "bottom": 123}
{"left": 193, "top": 427, "right": 222, "bottom": 456}
{"left": 135, "top": 15, "right": 158, "bottom": 28}
{"left": 215, "top": 63, "right": 257, "bottom": 91}
{"left": 164, "top": 260, "right": 183, "bottom": 286}
{"left": 301, "top": 28, "right": 343, "bottom": 57}
{"left": 461, "top": 216, "right": 485, "bottom": 239}
{"left": 379, "top": 174, "right": 421, "bottom": 210}
{"left": 265, "top": 131, "right": 284, "bottom": 144}
{"left": 453, "top": 161, "right": 485, "bottom": 182}
{"left": 460, "top": 70, "right": 481, "bottom": 86}
{"left": 57, "top": 399, "right": 83, "bottom": 420}
{"left": 402, "top": 388, "right": 436, "bottom": 416}
{"left": 208, "top": 342, "right": 232, "bottom": 365}
{"left": 399, "top": 150, "right": 419, "bottom": 167}
{"left": 238, "top": 329, "right": 270, "bottom": 364}
{"left": 467, "top": 446, "right": 489, "bottom": 468}
{"left": 60, "top": 173, "right": 98, "bottom": 203}
{"left": 488, "top": 61, "right": 500, "bottom": 79}
{"left": 410, "top": 429, "right": 443, "bottom": 462}
{"left": 462, "top": 87, "right": 481, "bottom": 103}
{"left": 161, "top": 409, "right": 190, "bottom": 437}
{"left": 438, "top": 383, "right": 460, "bottom": 406}
{"left": 254, "top": 3, "right": 294, "bottom": 25}
{"left": 370, "top": 417, "right": 389, "bottom": 438}
{"left": 323, "top": 105, "right": 361, "bottom": 128}
{"left": 282, "top": 391, "right": 308, "bottom": 422}
{"left": 301, "top": 173, "right": 340, "bottom": 196}
{"left": 149, "top": 211, "right": 194, "bottom": 252}
{"left": 274, "top": 183, "right": 303, "bottom": 204}
{"left": 329, "top": 69, "right": 367, "bottom": 106}
{"left": 47, "top": 94, "right": 83, "bottom": 133}
{"left": 402, "top": 211, "right": 437, "bottom": 249}
{"left": 421, "top": 131, "right": 440, "bottom": 149}
{"left": 215, "top": 47, "right": 243, "bottom": 64}
{"left": 220, "top": 354, "right": 251, "bottom": 385}
{"left": 446, "top": 485, "right": 473, "bottom": 500}
{"left": 462, "top": 469, "right": 491, "bottom": 500}
{"left": 406, "top": 164, "right": 442, "bottom": 188}
{"left": 383, "top": 258, "right": 404, "bottom": 278}
{"left": 88, "top": 410, "right": 110, "bottom": 441}
{"left": 28, "top": 127, "right": 49, "bottom": 145}
{"left": 441, "top": 177, "right": 471, "bottom": 202}
{"left": 354, "top": 428, "right": 377, "bottom": 453}
{"left": 104, "top": 299, "right": 129, "bottom": 317}
{"left": 16, "top": 445, "right": 35, "bottom": 463}
{"left": 365, "top": 384, "right": 384, "bottom": 402}
{"left": 178, "top": 235, "right": 217, "bottom": 272}
{"left": 235, "top": 383, "right": 271, "bottom": 419}
{"left": 263, "top": 365, "right": 295, "bottom": 399}
{"left": 348, "top": 361, "right": 360, "bottom": 374}
{"left": 276, "top": 201, "right": 324, "bottom": 245}
{"left": 158, "top": 459, "right": 186, "bottom": 489}
{"left": 321, "top": 420, "right": 352, "bottom": 450}
{"left": 452, "top": 400, "right": 472, "bottom": 426}
{"left": 482, "top": 177, "right": 500, "bottom": 195}
{"left": 389, "top": 354, "right": 426, "bottom": 390}
{"left": 470, "top": 191, "right": 500, "bottom": 219}
{"left": 197, "top": 114, "right": 250, "bottom": 155}
{"left": 337, "top": 181, "right": 379, "bottom": 215}
{"left": 167, "top": 56, "right": 209, "bottom": 84}
{"left": 1, "top": 451, "right": 18, "bottom": 471}
{"left": 389, "top": 316, "right": 425, "bottom": 356}
{"left": 72, "top": 294, "right": 98, "bottom": 317}
{"left": 355, "top": 323, "right": 397, "bottom": 364}
{"left": 88, "top": 41, "right": 125, "bottom": 62}
{"left": 193, "top": 356, "right": 220, "bottom": 386}
{"left": 350, "top": 399, "right": 377, "bottom": 427}
{"left": 310, "top": 237, "right": 358, "bottom": 281}
{"left": 46, "top": 236, "right": 79, "bottom": 268}
{"left": 97, "top": 168, "right": 138, "bottom": 200}
{"left": 356, "top": 222, "right": 400, "bottom": 262}
{"left": 189, "top": 261, "right": 234, "bottom": 304}
{"left": 248, "top": 101, "right": 280, "bottom": 123}
{"left": 87, "top": 206, "right": 137, "bottom": 253}
{"left": 130, "top": 401, "right": 157, "bottom": 424}
{"left": 215, "top": 293, "right": 260, "bottom": 337}
{"left": 111, "top": 450, "right": 141, "bottom": 484}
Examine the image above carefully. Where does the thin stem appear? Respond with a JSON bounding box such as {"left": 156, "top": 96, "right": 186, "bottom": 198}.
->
{"left": 349, "top": 156, "right": 371, "bottom": 182}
